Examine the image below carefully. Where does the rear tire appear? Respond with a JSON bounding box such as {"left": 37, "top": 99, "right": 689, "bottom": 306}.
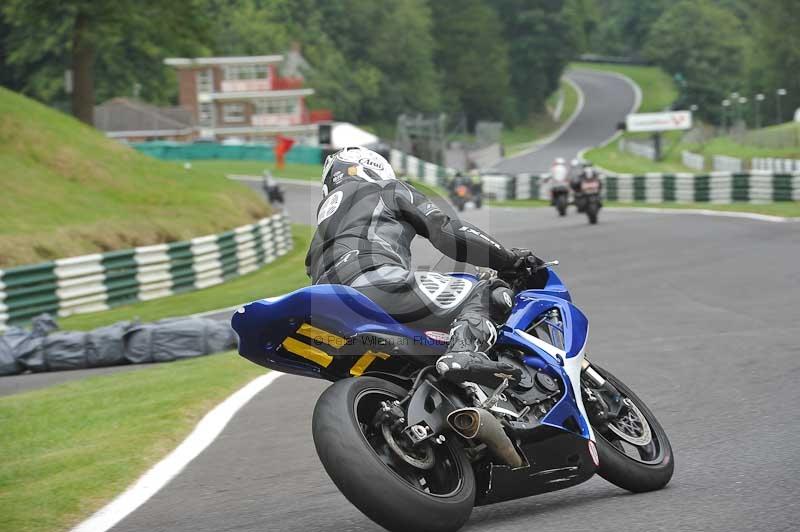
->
{"left": 313, "top": 377, "right": 476, "bottom": 532}
{"left": 556, "top": 195, "right": 567, "bottom": 216}
{"left": 587, "top": 204, "right": 598, "bottom": 224}
{"left": 589, "top": 365, "right": 674, "bottom": 493}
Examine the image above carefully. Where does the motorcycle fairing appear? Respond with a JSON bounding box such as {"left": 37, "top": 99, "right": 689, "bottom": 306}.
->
{"left": 497, "top": 284, "right": 593, "bottom": 441}
{"left": 233, "top": 284, "right": 444, "bottom": 381}
{"left": 233, "top": 267, "right": 592, "bottom": 438}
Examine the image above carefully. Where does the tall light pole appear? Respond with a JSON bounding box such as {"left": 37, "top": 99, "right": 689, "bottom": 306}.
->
{"left": 722, "top": 99, "right": 731, "bottom": 133}
{"left": 730, "top": 92, "right": 740, "bottom": 126}
{"left": 755, "top": 93, "right": 765, "bottom": 129}
{"left": 738, "top": 96, "right": 748, "bottom": 129}
{"left": 776, "top": 88, "right": 787, "bottom": 124}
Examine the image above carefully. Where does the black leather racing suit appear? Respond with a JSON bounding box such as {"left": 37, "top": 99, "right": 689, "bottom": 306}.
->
{"left": 305, "top": 177, "right": 518, "bottom": 353}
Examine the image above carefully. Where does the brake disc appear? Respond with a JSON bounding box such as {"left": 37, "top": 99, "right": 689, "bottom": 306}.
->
{"left": 381, "top": 423, "right": 435, "bottom": 470}
{"left": 607, "top": 399, "right": 652, "bottom": 446}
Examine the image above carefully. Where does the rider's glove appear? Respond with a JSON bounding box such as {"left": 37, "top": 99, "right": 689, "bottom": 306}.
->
{"left": 498, "top": 248, "right": 544, "bottom": 282}
{"left": 510, "top": 248, "right": 545, "bottom": 270}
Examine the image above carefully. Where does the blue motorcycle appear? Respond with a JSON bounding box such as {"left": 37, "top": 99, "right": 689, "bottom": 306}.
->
{"left": 233, "top": 259, "right": 674, "bottom": 532}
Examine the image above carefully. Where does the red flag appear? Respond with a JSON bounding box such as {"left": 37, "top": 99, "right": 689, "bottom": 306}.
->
{"left": 274, "top": 135, "right": 295, "bottom": 170}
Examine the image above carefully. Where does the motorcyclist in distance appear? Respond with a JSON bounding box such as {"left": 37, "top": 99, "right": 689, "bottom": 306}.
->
{"left": 571, "top": 160, "right": 601, "bottom": 193}
{"left": 305, "top": 147, "right": 544, "bottom": 388}
{"left": 551, "top": 157, "right": 569, "bottom": 183}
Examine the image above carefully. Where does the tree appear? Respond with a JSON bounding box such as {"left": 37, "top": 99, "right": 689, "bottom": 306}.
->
{"left": 489, "top": 0, "right": 579, "bottom": 123}
{"left": 644, "top": 0, "right": 747, "bottom": 123}
{"left": 2, "top": 0, "right": 209, "bottom": 124}
{"left": 747, "top": 0, "right": 800, "bottom": 124}
{"left": 431, "top": 0, "right": 509, "bottom": 128}
{"left": 282, "top": 0, "right": 440, "bottom": 124}
{"left": 588, "top": 0, "right": 670, "bottom": 57}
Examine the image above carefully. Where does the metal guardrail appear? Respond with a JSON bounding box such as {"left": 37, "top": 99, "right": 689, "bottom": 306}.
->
{"left": 383, "top": 149, "right": 800, "bottom": 204}
{"left": 389, "top": 148, "right": 455, "bottom": 188}
{"left": 475, "top": 172, "right": 800, "bottom": 204}
{"left": 0, "top": 214, "right": 293, "bottom": 331}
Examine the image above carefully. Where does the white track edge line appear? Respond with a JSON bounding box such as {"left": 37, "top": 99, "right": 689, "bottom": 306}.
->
{"left": 70, "top": 371, "right": 284, "bottom": 532}
{"left": 603, "top": 206, "right": 794, "bottom": 223}
{"left": 492, "top": 205, "right": 794, "bottom": 223}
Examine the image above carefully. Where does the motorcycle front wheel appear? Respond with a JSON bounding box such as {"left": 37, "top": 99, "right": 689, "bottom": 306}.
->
{"left": 313, "top": 377, "right": 476, "bottom": 532}
{"left": 587, "top": 365, "right": 674, "bottom": 492}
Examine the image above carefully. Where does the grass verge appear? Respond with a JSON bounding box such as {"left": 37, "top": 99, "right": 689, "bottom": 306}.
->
{"left": 60, "top": 225, "right": 313, "bottom": 330}
{"left": 0, "top": 87, "right": 268, "bottom": 267}
{"left": 185, "top": 160, "right": 323, "bottom": 181}
{"left": 489, "top": 199, "right": 799, "bottom": 218}
{"left": 0, "top": 351, "right": 265, "bottom": 532}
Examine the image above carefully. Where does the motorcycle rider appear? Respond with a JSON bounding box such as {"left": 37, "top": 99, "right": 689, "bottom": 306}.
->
{"left": 571, "top": 161, "right": 602, "bottom": 193}
{"left": 305, "top": 147, "right": 543, "bottom": 388}
{"left": 550, "top": 157, "right": 569, "bottom": 185}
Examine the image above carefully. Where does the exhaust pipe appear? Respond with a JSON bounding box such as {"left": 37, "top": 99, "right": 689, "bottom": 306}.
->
{"left": 447, "top": 407, "right": 524, "bottom": 468}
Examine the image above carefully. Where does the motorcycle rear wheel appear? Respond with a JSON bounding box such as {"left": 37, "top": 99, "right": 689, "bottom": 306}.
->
{"left": 588, "top": 365, "right": 674, "bottom": 492}
{"left": 313, "top": 377, "right": 476, "bottom": 532}
{"left": 587, "top": 203, "right": 598, "bottom": 224}
{"left": 555, "top": 195, "right": 567, "bottom": 216}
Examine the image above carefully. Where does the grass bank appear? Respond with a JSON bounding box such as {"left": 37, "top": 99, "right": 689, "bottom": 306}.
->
{"left": 60, "top": 225, "right": 313, "bottom": 330}
{"left": 489, "top": 199, "right": 799, "bottom": 218}
{"left": 186, "top": 160, "right": 323, "bottom": 181}
{"left": 0, "top": 351, "right": 265, "bottom": 532}
{"left": 0, "top": 87, "right": 268, "bottom": 268}
{"left": 684, "top": 122, "right": 800, "bottom": 161}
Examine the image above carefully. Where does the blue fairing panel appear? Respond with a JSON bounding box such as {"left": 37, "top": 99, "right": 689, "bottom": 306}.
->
{"left": 232, "top": 284, "right": 436, "bottom": 379}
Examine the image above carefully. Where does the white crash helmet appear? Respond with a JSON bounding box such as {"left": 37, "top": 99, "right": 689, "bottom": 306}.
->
{"left": 321, "top": 146, "right": 396, "bottom": 197}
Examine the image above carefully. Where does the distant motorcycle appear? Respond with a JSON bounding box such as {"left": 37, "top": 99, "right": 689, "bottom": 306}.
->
{"left": 262, "top": 174, "right": 285, "bottom": 206}
{"left": 549, "top": 158, "right": 570, "bottom": 216}
{"left": 551, "top": 183, "right": 570, "bottom": 216}
{"left": 450, "top": 183, "right": 471, "bottom": 212}
{"left": 574, "top": 177, "right": 602, "bottom": 224}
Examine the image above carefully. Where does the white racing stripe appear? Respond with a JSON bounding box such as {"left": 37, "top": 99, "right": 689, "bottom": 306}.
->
{"left": 70, "top": 371, "right": 284, "bottom": 532}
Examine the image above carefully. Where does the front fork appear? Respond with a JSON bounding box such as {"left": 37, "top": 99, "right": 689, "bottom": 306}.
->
{"left": 581, "top": 359, "right": 625, "bottom": 421}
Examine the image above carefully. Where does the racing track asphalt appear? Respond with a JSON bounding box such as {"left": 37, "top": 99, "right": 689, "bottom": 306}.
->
{"left": 106, "top": 69, "right": 800, "bottom": 532}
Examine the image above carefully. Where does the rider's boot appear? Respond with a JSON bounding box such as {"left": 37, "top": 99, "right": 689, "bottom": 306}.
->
{"left": 436, "top": 312, "right": 522, "bottom": 389}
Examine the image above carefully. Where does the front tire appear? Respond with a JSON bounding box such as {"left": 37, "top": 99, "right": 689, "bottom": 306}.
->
{"left": 588, "top": 365, "right": 674, "bottom": 492}
{"left": 313, "top": 377, "right": 476, "bottom": 532}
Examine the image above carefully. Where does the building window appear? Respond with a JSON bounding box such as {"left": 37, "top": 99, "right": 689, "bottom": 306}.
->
{"left": 223, "top": 103, "right": 246, "bottom": 123}
{"left": 223, "top": 64, "right": 269, "bottom": 81}
{"left": 253, "top": 98, "right": 298, "bottom": 115}
{"left": 199, "top": 102, "right": 214, "bottom": 126}
{"left": 197, "top": 69, "right": 213, "bottom": 93}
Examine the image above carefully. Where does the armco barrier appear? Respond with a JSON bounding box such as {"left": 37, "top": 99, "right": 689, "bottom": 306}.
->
{"left": 390, "top": 149, "right": 455, "bottom": 188}
{"left": 0, "top": 213, "right": 292, "bottom": 331}
{"left": 505, "top": 171, "right": 800, "bottom": 203}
